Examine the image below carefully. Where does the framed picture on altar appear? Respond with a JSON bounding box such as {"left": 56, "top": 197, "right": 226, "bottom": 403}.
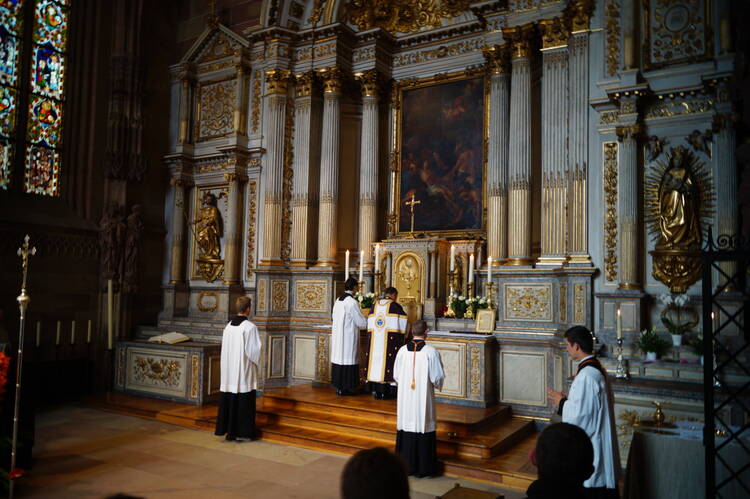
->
{"left": 394, "top": 70, "right": 487, "bottom": 237}
{"left": 475, "top": 308, "right": 496, "bottom": 334}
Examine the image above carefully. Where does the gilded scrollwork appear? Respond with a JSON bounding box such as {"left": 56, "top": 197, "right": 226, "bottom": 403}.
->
{"left": 281, "top": 95, "right": 295, "bottom": 265}
{"left": 644, "top": 0, "right": 710, "bottom": 70}
{"left": 251, "top": 77, "right": 261, "bottom": 134}
{"left": 197, "top": 79, "right": 237, "bottom": 140}
{"left": 482, "top": 44, "right": 510, "bottom": 75}
{"left": 605, "top": 0, "right": 621, "bottom": 76}
{"left": 317, "top": 334, "right": 330, "bottom": 382}
{"left": 573, "top": 282, "right": 585, "bottom": 324}
{"left": 539, "top": 17, "right": 570, "bottom": 50}
{"left": 470, "top": 346, "right": 481, "bottom": 397}
{"left": 294, "top": 280, "right": 328, "bottom": 312}
{"left": 603, "top": 142, "right": 618, "bottom": 282}
{"left": 346, "top": 0, "right": 472, "bottom": 34}
{"left": 133, "top": 357, "right": 182, "bottom": 387}
{"left": 256, "top": 279, "right": 267, "bottom": 312}
{"left": 246, "top": 181, "right": 257, "bottom": 278}
{"left": 504, "top": 284, "right": 552, "bottom": 322}
{"left": 190, "top": 355, "right": 200, "bottom": 399}
{"left": 271, "top": 280, "right": 289, "bottom": 312}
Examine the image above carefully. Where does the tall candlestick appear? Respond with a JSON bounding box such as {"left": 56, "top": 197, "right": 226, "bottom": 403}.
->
{"left": 374, "top": 245, "right": 380, "bottom": 270}
{"left": 36, "top": 321, "right": 40, "bottom": 347}
{"left": 70, "top": 320, "right": 76, "bottom": 345}
{"left": 359, "top": 250, "right": 364, "bottom": 282}
{"left": 56, "top": 320, "right": 61, "bottom": 346}
{"left": 450, "top": 245, "right": 455, "bottom": 271}
{"left": 616, "top": 307, "right": 622, "bottom": 340}
{"left": 468, "top": 253, "right": 475, "bottom": 283}
{"left": 107, "top": 279, "right": 113, "bottom": 350}
{"left": 345, "top": 250, "right": 350, "bottom": 281}
{"left": 87, "top": 319, "right": 92, "bottom": 344}
{"left": 487, "top": 257, "right": 493, "bottom": 283}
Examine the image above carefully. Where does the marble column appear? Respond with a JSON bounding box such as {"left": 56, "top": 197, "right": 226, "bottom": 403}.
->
{"left": 291, "top": 72, "right": 317, "bottom": 266}
{"left": 223, "top": 172, "right": 243, "bottom": 284}
{"left": 169, "top": 178, "right": 187, "bottom": 283}
{"left": 484, "top": 44, "right": 510, "bottom": 264}
{"left": 178, "top": 70, "right": 193, "bottom": 144}
{"left": 316, "top": 67, "right": 343, "bottom": 266}
{"left": 357, "top": 70, "right": 380, "bottom": 264}
{"left": 567, "top": 8, "right": 593, "bottom": 264}
{"left": 616, "top": 124, "right": 641, "bottom": 289}
{"left": 538, "top": 18, "right": 570, "bottom": 267}
{"left": 233, "top": 63, "right": 248, "bottom": 135}
{"left": 260, "top": 69, "right": 290, "bottom": 265}
{"left": 503, "top": 24, "right": 535, "bottom": 265}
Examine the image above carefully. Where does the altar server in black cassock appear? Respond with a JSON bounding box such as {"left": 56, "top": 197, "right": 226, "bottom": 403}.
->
{"left": 365, "top": 287, "right": 408, "bottom": 399}
{"left": 215, "top": 296, "right": 262, "bottom": 441}
{"left": 331, "top": 277, "right": 368, "bottom": 395}
{"left": 393, "top": 320, "right": 445, "bottom": 477}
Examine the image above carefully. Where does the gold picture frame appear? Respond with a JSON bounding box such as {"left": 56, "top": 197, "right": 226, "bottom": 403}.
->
{"left": 475, "top": 308, "right": 496, "bottom": 334}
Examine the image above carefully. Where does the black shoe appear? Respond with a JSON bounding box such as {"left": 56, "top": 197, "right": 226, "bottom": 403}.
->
{"left": 336, "top": 389, "right": 345, "bottom": 396}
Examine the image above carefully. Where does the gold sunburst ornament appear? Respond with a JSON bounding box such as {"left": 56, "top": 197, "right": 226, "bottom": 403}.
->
{"left": 645, "top": 146, "right": 714, "bottom": 293}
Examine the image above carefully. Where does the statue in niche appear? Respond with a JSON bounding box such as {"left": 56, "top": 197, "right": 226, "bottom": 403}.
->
{"left": 193, "top": 192, "right": 223, "bottom": 259}
{"left": 99, "top": 202, "right": 126, "bottom": 282}
{"left": 658, "top": 146, "right": 702, "bottom": 249}
{"left": 123, "top": 204, "right": 144, "bottom": 293}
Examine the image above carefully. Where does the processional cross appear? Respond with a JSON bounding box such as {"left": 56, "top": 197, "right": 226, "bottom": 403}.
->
{"left": 405, "top": 194, "right": 421, "bottom": 234}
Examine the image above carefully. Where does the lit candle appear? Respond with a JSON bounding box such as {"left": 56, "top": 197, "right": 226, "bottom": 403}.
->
{"left": 108, "top": 279, "right": 114, "bottom": 350}
{"left": 616, "top": 308, "right": 622, "bottom": 340}
{"left": 36, "top": 321, "right": 41, "bottom": 347}
{"left": 87, "top": 319, "right": 92, "bottom": 344}
{"left": 345, "top": 250, "right": 350, "bottom": 281}
{"left": 374, "top": 245, "right": 380, "bottom": 270}
{"left": 468, "top": 253, "right": 475, "bottom": 283}
{"left": 56, "top": 320, "right": 61, "bottom": 346}
{"left": 359, "top": 250, "right": 364, "bottom": 282}
{"left": 450, "top": 245, "right": 455, "bottom": 271}
{"left": 71, "top": 320, "right": 76, "bottom": 345}
{"left": 487, "top": 257, "right": 493, "bottom": 283}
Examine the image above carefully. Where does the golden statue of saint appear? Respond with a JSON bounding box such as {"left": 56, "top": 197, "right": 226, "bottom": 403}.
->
{"left": 193, "top": 192, "right": 223, "bottom": 259}
{"left": 658, "top": 147, "right": 701, "bottom": 248}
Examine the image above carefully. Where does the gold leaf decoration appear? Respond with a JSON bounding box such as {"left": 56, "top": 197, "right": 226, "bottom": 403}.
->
{"left": 346, "top": 0, "right": 472, "bottom": 34}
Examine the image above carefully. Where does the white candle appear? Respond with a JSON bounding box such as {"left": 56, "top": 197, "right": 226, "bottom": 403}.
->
{"left": 468, "top": 253, "right": 475, "bottom": 283}
{"left": 36, "top": 321, "right": 40, "bottom": 347}
{"left": 56, "top": 321, "right": 61, "bottom": 346}
{"left": 87, "top": 320, "right": 92, "bottom": 344}
{"left": 107, "top": 279, "right": 114, "bottom": 350}
{"left": 616, "top": 308, "right": 622, "bottom": 340}
{"left": 487, "top": 257, "right": 493, "bottom": 283}
{"left": 374, "top": 245, "right": 380, "bottom": 270}
{"left": 71, "top": 320, "right": 76, "bottom": 345}
{"left": 345, "top": 250, "right": 350, "bottom": 281}
{"left": 359, "top": 250, "right": 364, "bottom": 282}
{"left": 450, "top": 245, "right": 455, "bottom": 271}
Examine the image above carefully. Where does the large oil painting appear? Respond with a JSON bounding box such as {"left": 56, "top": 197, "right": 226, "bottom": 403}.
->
{"left": 398, "top": 76, "right": 485, "bottom": 234}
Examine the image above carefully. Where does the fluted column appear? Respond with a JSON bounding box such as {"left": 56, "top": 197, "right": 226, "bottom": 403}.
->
{"left": 567, "top": 2, "right": 594, "bottom": 264}
{"left": 714, "top": 109, "right": 738, "bottom": 285}
{"left": 223, "top": 173, "right": 243, "bottom": 283}
{"left": 504, "top": 24, "right": 535, "bottom": 265}
{"left": 538, "top": 18, "right": 570, "bottom": 267}
{"left": 291, "top": 72, "right": 316, "bottom": 265}
{"left": 316, "top": 67, "right": 343, "bottom": 266}
{"left": 233, "top": 63, "right": 248, "bottom": 135}
{"left": 177, "top": 68, "right": 193, "bottom": 144}
{"left": 616, "top": 124, "right": 641, "bottom": 289}
{"left": 357, "top": 70, "right": 380, "bottom": 264}
{"left": 484, "top": 45, "right": 510, "bottom": 264}
{"left": 260, "top": 69, "right": 290, "bottom": 265}
{"left": 169, "top": 178, "right": 187, "bottom": 283}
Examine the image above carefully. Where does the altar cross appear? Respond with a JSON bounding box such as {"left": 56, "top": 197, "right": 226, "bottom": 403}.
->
{"left": 406, "top": 194, "right": 421, "bottom": 234}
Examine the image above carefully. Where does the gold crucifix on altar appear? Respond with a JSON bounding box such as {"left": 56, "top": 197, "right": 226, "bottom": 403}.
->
{"left": 405, "top": 194, "right": 421, "bottom": 235}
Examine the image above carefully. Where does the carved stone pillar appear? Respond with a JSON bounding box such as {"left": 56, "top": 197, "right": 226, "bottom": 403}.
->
{"left": 234, "top": 63, "right": 248, "bottom": 135}
{"left": 484, "top": 44, "right": 510, "bottom": 264}
{"left": 260, "top": 69, "right": 290, "bottom": 265}
{"left": 316, "top": 67, "right": 343, "bottom": 266}
{"left": 504, "top": 24, "right": 535, "bottom": 265}
{"left": 567, "top": 2, "right": 593, "bottom": 265}
{"left": 538, "top": 18, "right": 570, "bottom": 267}
{"left": 169, "top": 178, "right": 187, "bottom": 283}
{"left": 616, "top": 123, "right": 641, "bottom": 289}
{"left": 223, "top": 172, "right": 243, "bottom": 284}
{"left": 357, "top": 70, "right": 379, "bottom": 264}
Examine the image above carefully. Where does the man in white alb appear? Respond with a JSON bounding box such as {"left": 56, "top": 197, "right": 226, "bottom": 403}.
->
{"left": 393, "top": 320, "right": 444, "bottom": 477}
{"left": 215, "top": 296, "right": 262, "bottom": 441}
{"left": 547, "top": 325, "right": 620, "bottom": 499}
{"left": 365, "top": 287, "right": 408, "bottom": 399}
{"left": 331, "top": 277, "right": 368, "bottom": 396}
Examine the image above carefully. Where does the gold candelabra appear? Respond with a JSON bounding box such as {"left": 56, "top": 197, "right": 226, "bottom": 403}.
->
{"left": 615, "top": 337, "right": 629, "bottom": 379}
{"left": 467, "top": 281, "right": 475, "bottom": 299}
{"left": 485, "top": 281, "right": 496, "bottom": 310}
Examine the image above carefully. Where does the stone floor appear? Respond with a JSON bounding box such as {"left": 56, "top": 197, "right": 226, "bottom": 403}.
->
{"left": 16, "top": 406, "right": 527, "bottom": 498}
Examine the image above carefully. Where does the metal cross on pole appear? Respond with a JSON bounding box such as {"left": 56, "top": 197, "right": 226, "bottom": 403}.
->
{"left": 405, "top": 194, "right": 421, "bottom": 234}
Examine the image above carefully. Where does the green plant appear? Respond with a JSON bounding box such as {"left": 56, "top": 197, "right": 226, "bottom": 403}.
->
{"left": 659, "top": 293, "right": 697, "bottom": 335}
{"left": 356, "top": 291, "right": 375, "bottom": 309}
{"left": 636, "top": 328, "right": 671, "bottom": 355}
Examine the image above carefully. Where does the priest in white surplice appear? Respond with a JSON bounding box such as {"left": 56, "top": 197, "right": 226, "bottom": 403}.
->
{"left": 393, "top": 320, "right": 444, "bottom": 478}
{"left": 215, "top": 296, "right": 262, "bottom": 441}
{"left": 365, "top": 287, "right": 408, "bottom": 399}
{"left": 331, "top": 277, "right": 368, "bottom": 396}
{"left": 547, "top": 326, "right": 621, "bottom": 499}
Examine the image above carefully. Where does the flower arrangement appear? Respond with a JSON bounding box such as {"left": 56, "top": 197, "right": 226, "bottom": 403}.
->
{"left": 356, "top": 291, "right": 375, "bottom": 309}
{"left": 635, "top": 328, "right": 671, "bottom": 358}
{"left": 447, "top": 295, "right": 488, "bottom": 319}
{"left": 659, "top": 293, "right": 697, "bottom": 336}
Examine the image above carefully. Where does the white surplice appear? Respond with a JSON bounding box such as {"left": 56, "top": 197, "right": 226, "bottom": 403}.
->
{"left": 562, "top": 355, "right": 621, "bottom": 489}
{"left": 219, "top": 317, "right": 262, "bottom": 393}
{"left": 393, "top": 341, "right": 445, "bottom": 433}
{"left": 330, "top": 292, "right": 368, "bottom": 365}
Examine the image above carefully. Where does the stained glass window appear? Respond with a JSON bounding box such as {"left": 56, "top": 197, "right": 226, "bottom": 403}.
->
{"left": 0, "top": 0, "right": 69, "bottom": 195}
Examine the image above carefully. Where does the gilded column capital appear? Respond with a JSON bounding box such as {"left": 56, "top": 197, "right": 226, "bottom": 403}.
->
{"left": 224, "top": 172, "right": 245, "bottom": 183}
{"left": 317, "top": 66, "right": 344, "bottom": 95}
{"left": 616, "top": 124, "right": 642, "bottom": 142}
{"left": 712, "top": 112, "right": 739, "bottom": 133}
{"left": 482, "top": 44, "right": 510, "bottom": 75}
{"left": 294, "top": 71, "right": 316, "bottom": 98}
{"left": 502, "top": 23, "right": 536, "bottom": 59}
{"left": 565, "top": 0, "right": 594, "bottom": 33}
{"left": 355, "top": 69, "right": 380, "bottom": 98}
{"left": 265, "top": 69, "right": 291, "bottom": 95}
{"left": 539, "top": 17, "right": 570, "bottom": 50}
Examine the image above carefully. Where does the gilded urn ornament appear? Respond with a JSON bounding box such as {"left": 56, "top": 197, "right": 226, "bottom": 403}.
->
{"left": 645, "top": 146, "right": 714, "bottom": 293}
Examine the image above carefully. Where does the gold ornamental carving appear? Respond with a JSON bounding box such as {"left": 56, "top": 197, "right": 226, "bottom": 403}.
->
{"left": 394, "top": 253, "right": 423, "bottom": 304}
{"left": 559, "top": 282, "right": 568, "bottom": 323}
{"left": 470, "top": 346, "right": 481, "bottom": 397}
{"left": 573, "top": 282, "right": 585, "bottom": 324}
{"left": 197, "top": 79, "right": 237, "bottom": 140}
{"left": 643, "top": 0, "right": 710, "bottom": 70}
{"left": 246, "top": 181, "right": 257, "bottom": 278}
{"left": 251, "top": 77, "right": 261, "bottom": 133}
{"left": 566, "top": 0, "right": 594, "bottom": 33}
{"left": 197, "top": 34, "right": 234, "bottom": 64}
{"left": 271, "top": 280, "right": 289, "bottom": 312}
{"left": 295, "top": 71, "right": 315, "bottom": 98}
{"left": 192, "top": 191, "right": 225, "bottom": 283}
{"left": 190, "top": 354, "right": 200, "bottom": 399}
{"left": 317, "top": 334, "right": 330, "bottom": 382}
{"left": 355, "top": 69, "right": 380, "bottom": 98}
{"left": 504, "top": 284, "right": 552, "bottom": 322}
{"left": 197, "top": 291, "right": 219, "bottom": 312}
{"left": 265, "top": 69, "right": 291, "bottom": 95}
{"left": 605, "top": 0, "right": 621, "bottom": 76}
{"left": 294, "top": 280, "right": 328, "bottom": 312}
{"left": 645, "top": 146, "right": 714, "bottom": 293}
{"left": 257, "top": 279, "right": 268, "bottom": 312}
{"left": 281, "top": 95, "right": 295, "bottom": 265}
{"left": 603, "top": 142, "right": 618, "bottom": 282}
{"left": 482, "top": 44, "right": 510, "bottom": 75}
{"left": 318, "top": 67, "right": 343, "bottom": 95}
{"left": 346, "top": 0, "right": 472, "bottom": 34}
{"left": 539, "top": 17, "right": 570, "bottom": 50}
{"left": 503, "top": 24, "right": 535, "bottom": 59}
{"left": 133, "top": 357, "right": 182, "bottom": 387}
{"left": 616, "top": 124, "right": 642, "bottom": 142}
